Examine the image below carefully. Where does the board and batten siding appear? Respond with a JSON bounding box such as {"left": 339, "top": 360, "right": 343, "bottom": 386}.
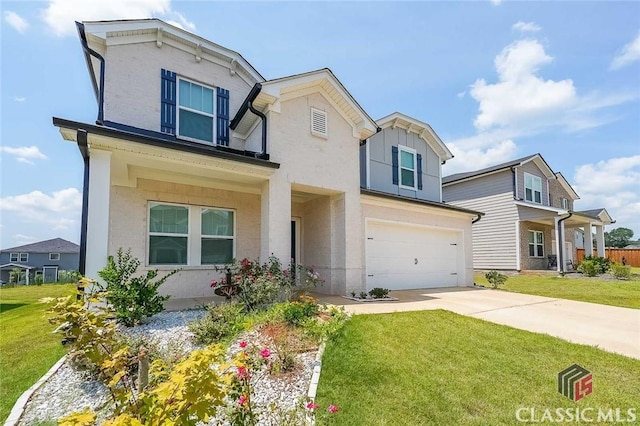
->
{"left": 366, "top": 127, "right": 441, "bottom": 201}
{"left": 516, "top": 162, "right": 549, "bottom": 206}
{"left": 443, "top": 170, "right": 518, "bottom": 270}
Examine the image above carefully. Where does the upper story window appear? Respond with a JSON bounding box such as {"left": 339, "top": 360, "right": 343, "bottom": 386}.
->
{"left": 49, "top": 253, "right": 60, "bottom": 261}
{"left": 561, "top": 198, "right": 569, "bottom": 210}
{"left": 399, "top": 146, "right": 417, "bottom": 190}
{"left": 10, "top": 253, "right": 19, "bottom": 262}
{"left": 178, "top": 78, "right": 215, "bottom": 143}
{"left": 524, "top": 173, "right": 542, "bottom": 204}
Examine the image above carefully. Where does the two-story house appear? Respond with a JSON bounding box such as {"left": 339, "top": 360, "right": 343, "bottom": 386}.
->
{"left": 442, "top": 154, "right": 614, "bottom": 272}
{"left": 0, "top": 238, "right": 79, "bottom": 284}
{"left": 53, "top": 19, "right": 481, "bottom": 298}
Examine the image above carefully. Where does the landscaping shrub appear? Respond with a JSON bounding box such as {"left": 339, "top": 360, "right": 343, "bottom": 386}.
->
{"left": 97, "top": 248, "right": 178, "bottom": 326}
{"left": 300, "top": 305, "right": 349, "bottom": 343}
{"left": 582, "top": 256, "right": 611, "bottom": 273}
{"left": 282, "top": 295, "right": 319, "bottom": 326}
{"left": 57, "top": 269, "right": 81, "bottom": 284}
{"left": 485, "top": 270, "right": 508, "bottom": 289}
{"left": 610, "top": 263, "right": 632, "bottom": 280}
{"left": 577, "top": 259, "right": 602, "bottom": 277}
{"left": 369, "top": 287, "right": 390, "bottom": 299}
{"left": 188, "top": 302, "right": 246, "bottom": 344}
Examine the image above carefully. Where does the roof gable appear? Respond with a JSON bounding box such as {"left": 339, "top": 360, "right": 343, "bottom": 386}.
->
{"left": 375, "top": 112, "right": 453, "bottom": 161}
{"left": 1, "top": 238, "right": 80, "bottom": 253}
{"left": 554, "top": 172, "right": 580, "bottom": 200}
{"left": 443, "top": 153, "right": 556, "bottom": 185}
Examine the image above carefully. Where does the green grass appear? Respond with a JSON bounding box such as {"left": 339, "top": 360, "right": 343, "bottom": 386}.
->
{"left": 474, "top": 273, "right": 640, "bottom": 309}
{"left": 316, "top": 310, "right": 640, "bottom": 425}
{"left": 0, "top": 284, "right": 74, "bottom": 423}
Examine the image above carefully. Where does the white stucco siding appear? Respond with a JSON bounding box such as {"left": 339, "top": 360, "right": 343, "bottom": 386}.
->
{"left": 361, "top": 201, "right": 475, "bottom": 287}
{"left": 103, "top": 42, "right": 253, "bottom": 135}
{"left": 108, "top": 178, "right": 261, "bottom": 298}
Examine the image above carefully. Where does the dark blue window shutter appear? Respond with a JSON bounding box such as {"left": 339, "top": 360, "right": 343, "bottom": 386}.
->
{"left": 392, "top": 146, "right": 399, "bottom": 185}
{"left": 160, "top": 69, "right": 176, "bottom": 135}
{"left": 417, "top": 153, "right": 423, "bottom": 190}
{"left": 217, "top": 87, "right": 230, "bottom": 146}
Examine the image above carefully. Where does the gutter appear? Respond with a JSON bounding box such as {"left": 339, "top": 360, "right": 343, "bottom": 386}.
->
{"left": 557, "top": 211, "right": 573, "bottom": 275}
{"left": 229, "top": 83, "right": 269, "bottom": 159}
{"left": 510, "top": 166, "right": 518, "bottom": 199}
{"left": 359, "top": 127, "right": 382, "bottom": 146}
{"left": 472, "top": 214, "right": 482, "bottom": 224}
{"left": 77, "top": 130, "right": 90, "bottom": 276}
{"left": 76, "top": 22, "right": 105, "bottom": 125}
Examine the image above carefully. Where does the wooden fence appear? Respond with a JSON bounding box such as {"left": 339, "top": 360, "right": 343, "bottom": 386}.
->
{"left": 576, "top": 248, "right": 640, "bottom": 267}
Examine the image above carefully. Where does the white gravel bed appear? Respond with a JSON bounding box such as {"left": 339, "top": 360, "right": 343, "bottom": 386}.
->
{"left": 16, "top": 310, "right": 319, "bottom": 426}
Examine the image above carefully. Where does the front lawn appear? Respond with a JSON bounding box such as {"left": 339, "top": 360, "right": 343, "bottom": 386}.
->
{"left": 474, "top": 273, "right": 640, "bottom": 309}
{"left": 316, "top": 310, "right": 640, "bottom": 425}
{"left": 0, "top": 284, "right": 75, "bottom": 423}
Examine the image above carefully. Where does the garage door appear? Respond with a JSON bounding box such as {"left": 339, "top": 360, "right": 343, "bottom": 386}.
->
{"left": 366, "top": 221, "right": 460, "bottom": 290}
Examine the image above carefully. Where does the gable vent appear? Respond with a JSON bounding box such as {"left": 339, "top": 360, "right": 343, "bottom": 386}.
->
{"left": 311, "top": 107, "right": 328, "bottom": 137}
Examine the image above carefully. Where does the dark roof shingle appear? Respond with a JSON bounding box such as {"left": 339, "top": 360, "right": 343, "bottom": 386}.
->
{"left": 1, "top": 238, "right": 79, "bottom": 253}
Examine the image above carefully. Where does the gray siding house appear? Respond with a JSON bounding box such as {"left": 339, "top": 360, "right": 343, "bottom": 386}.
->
{"left": 0, "top": 238, "right": 80, "bottom": 284}
{"left": 442, "top": 154, "right": 614, "bottom": 272}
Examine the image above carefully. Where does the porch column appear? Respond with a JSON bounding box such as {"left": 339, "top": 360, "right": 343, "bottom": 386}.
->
{"left": 86, "top": 149, "right": 111, "bottom": 281}
{"left": 584, "top": 224, "right": 594, "bottom": 257}
{"left": 554, "top": 217, "right": 563, "bottom": 273}
{"left": 595, "top": 224, "right": 605, "bottom": 257}
{"left": 260, "top": 174, "right": 291, "bottom": 263}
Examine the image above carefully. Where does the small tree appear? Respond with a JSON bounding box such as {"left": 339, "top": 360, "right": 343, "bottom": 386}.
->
{"left": 605, "top": 227, "right": 634, "bottom": 248}
{"left": 485, "top": 270, "right": 508, "bottom": 289}
{"left": 9, "top": 268, "right": 25, "bottom": 284}
{"left": 97, "top": 248, "right": 179, "bottom": 326}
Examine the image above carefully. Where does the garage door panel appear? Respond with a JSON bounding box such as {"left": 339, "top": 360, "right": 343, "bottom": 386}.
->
{"left": 366, "top": 221, "right": 460, "bottom": 290}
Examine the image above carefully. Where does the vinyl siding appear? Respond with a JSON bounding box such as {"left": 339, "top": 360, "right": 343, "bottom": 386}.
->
{"left": 443, "top": 170, "right": 513, "bottom": 202}
{"left": 366, "top": 127, "right": 441, "bottom": 201}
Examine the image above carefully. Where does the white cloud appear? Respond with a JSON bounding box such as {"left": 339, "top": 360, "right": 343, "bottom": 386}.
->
{"left": 444, "top": 139, "right": 517, "bottom": 175}
{"left": 12, "top": 96, "right": 26, "bottom": 103}
{"left": 610, "top": 33, "right": 640, "bottom": 70}
{"left": 572, "top": 156, "right": 640, "bottom": 237}
{"left": 40, "top": 0, "right": 195, "bottom": 36}
{"left": 456, "top": 91, "right": 466, "bottom": 99}
{"left": 0, "top": 188, "right": 82, "bottom": 231}
{"left": 0, "top": 146, "right": 47, "bottom": 165}
{"left": 490, "top": 0, "right": 503, "bottom": 5}
{"left": 3, "top": 11, "right": 29, "bottom": 33}
{"left": 512, "top": 21, "right": 541, "bottom": 33}
{"left": 14, "top": 234, "right": 38, "bottom": 244}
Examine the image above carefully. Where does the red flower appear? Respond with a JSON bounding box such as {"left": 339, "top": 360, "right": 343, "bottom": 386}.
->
{"left": 239, "top": 341, "right": 247, "bottom": 348}
{"left": 238, "top": 395, "right": 247, "bottom": 406}
{"left": 328, "top": 405, "right": 339, "bottom": 413}
{"left": 260, "top": 348, "right": 271, "bottom": 358}
{"left": 210, "top": 280, "right": 218, "bottom": 288}
{"left": 306, "top": 402, "right": 320, "bottom": 410}
{"left": 237, "top": 366, "right": 250, "bottom": 380}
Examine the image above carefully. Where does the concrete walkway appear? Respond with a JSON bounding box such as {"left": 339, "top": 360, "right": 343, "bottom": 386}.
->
{"left": 315, "top": 287, "right": 640, "bottom": 360}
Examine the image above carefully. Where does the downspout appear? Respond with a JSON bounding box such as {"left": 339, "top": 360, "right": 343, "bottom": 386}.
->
{"left": 510, "top": 166, "right": 517, "bottom": 199}
{"left": 77, "top": 130, "right": 90, "bottom": 276}
{"left": 472, "top": 214, "right": 482, "bottom": 224}
{"left": 229, "top": 83, "right": 268, "bottom": 158}
{"left": 247, "top": 101, "right": 267, "bottom": 158}
{"left": 76, "top": 22, "right": 105, "bottom": 125}
{"left": 557, "top": 211, "right": 573, "bottom": 275}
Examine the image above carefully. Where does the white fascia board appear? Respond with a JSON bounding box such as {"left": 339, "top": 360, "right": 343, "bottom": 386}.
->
{"left": 376, "top": 112, "right": 453, "bottom": 161}
{"left": 514, "top": 200, "right": 566, "bottom": 214}
{"left": 554, "top": 172, "right": 580, "bottom": 200}
{"left": 521, "top": 155, "right": 555, "bottom": 179}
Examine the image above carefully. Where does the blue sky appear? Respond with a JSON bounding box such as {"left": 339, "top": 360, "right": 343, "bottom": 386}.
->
{"left": 1, "top": 0, "right": 639, "bottom": 249}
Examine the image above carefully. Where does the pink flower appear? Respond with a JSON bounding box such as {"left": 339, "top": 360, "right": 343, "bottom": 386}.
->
{"left": 306, "top": 402, "right": 320, "bottom": 410}
{"left": 237, "top": 366, "right": 250, "bottom": 380}
{"left": 210, "top": 280, "right": 218, "bottom": 288}
{"left": 239, "top": 341, "right": 247, "bottom": 348}
{"left": 238, "top": 395, "right": 247, "bottom": 406}
{"left": 328, "top": 405, "right": 339, "bottom": 413}
{"left": 260, "top": 348, "right": 271, "bottom": 358}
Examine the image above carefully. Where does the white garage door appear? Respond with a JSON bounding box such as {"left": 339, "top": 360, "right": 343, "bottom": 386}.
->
{"left": 366, "top": 221, "right": 460, "bottom": 290}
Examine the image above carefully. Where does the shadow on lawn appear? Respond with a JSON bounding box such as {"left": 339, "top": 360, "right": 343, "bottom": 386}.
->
{"left": 0, "top": 303, "right": 27, "bottom": 314}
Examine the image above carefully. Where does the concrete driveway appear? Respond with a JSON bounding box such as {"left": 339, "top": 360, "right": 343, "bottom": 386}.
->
{"left": 315, "top": 287, "right": 640, "bottom": 360}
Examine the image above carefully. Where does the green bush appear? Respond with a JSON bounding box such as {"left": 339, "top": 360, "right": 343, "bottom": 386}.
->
{"left": 610, "top": 263, "right": 632, "bottom": 280}
{"left": 188, "top": 302, "right": 246, "bottom": 344}
{"left": 97, "top": 248, "right": 178, "bottom": 327}
{"left": 369, "top": 287, "right": 390, "bottom": 299}
{"left": 300, "top": 305, "right": 349, "bottom": 343}
{"left": 577, "top": 259, "right": 602, "bottom": 277}
{"left": 485, "top": 270, "right": 508, "bottom": 289}
{"left": 282, "top": 295, "right": 319, "bottom": 326}
{"left": 57, "top": 269, "right": 81, "bottom": 283}
{"left": 583, "top": 256, "right": 611, "bottom": 273}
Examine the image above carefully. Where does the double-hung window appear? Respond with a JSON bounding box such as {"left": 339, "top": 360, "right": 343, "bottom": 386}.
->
{"left": 398, "top": 146, "right": 417, "bottom": 189}
{"left": 524, "top": 173, "right": 542, "bottom": 204}
{"left": 10, "top": 253, "right": 18, "bottom": 262}
{"left": 19, "top": 253, "right": 28, "bottom": 262}
{"left": 561, "top": 198, "right": 569, "bottom": 210}
{"left": 49, "top": 253, "right": 60, "bottom": 261}
{"left": 149, "top": 203, "right": 189, "bottom": 265}
{"left": 178, "top": 78, "right": 215, "bottom": 143}
{"left": 528, "top": 230, "right": 544, "bottom": 257}
{"left": 148, "top": 202, "right": 235, "bottom": 266}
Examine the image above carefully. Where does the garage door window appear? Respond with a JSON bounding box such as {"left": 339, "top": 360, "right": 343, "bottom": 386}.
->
{"left": 399, "top": 146, "right": 417, "bottom": 189}
{"left": 528, "top": 230, "right": 544, "bottom": 257}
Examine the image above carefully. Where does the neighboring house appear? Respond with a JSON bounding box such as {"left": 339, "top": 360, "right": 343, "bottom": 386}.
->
{"left": 53, "top": 19, "right": 481, "bottom": 298}
{"left": 442, "top": 154, "right": 614, "bottom": 272}
{"left": 574, "top": 228, "right": 585, "bottom": 250}
{"left": 0, "top": 238, "right": 80, "bottom": 284}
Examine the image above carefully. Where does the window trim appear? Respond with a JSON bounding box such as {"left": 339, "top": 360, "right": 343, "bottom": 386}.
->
{"left": 528, "top": 230, "right": 545, "bottom": 258}
{"left": 19, "top": 253, "right": 28, "bottom": 262}
{"left": 147, "top": 201, "right": 236, "bottom": 266}
{"left": 176, "top": 76, "right": 216, "bottom": 145}
{"left": 49, "top": 253, "right": 60, "bottom": 261}
{"left": 561, "top": 198, "right": 569, "bottom": 210}
{"left": 398, "top": 145, "right": 417, "bottom": 190}
{"left": 10, "top": 253, "right": 18, "bottom": 262}
{"left": 524, "top": 172, "right": 543, "bottom": 204}
{"left": 310, "top": 107, "right": 328, "bottom": 138}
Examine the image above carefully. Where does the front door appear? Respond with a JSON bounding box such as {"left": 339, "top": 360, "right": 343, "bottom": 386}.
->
{"left": 290, "top": 218, "right": 301, "bottom": 264}
{"left": 43, "top": 266, "right": 58, "bottom": 283}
